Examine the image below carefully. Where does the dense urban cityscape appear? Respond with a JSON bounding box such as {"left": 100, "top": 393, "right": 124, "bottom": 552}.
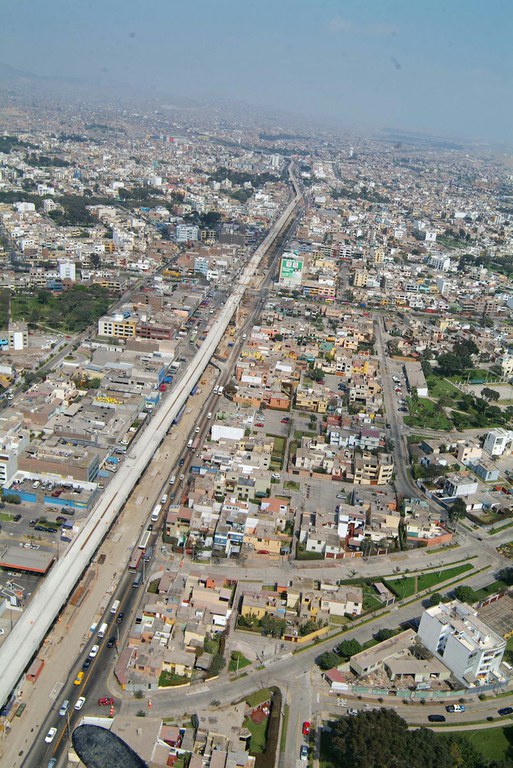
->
{"left": 0, "top": 10, "right": 512, "bottom": 768}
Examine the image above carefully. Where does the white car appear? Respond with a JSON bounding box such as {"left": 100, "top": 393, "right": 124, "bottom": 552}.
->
{"left": 89, "top": 644, "right": 99, "bottom": 658}
{"left": 75, "top": 696, "right": 86, "bottom": 711}
{"left": 45, "top": 726, "right": 57, "bottom": 743}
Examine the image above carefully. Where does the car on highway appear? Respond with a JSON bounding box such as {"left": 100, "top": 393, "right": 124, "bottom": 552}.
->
{"left": 302, "top": 721, "right": 310, "bottom": 736}
{"left": 74, "top": 671, "right": 84, "bottom": 686}
{"left": 347, "top": 709, "right": 359, "bottom": 716}
{"left": 13, "top": 513, "right": 21, "bottom": 522}
{"left": 75, "top": 696, "right": 86, "bottom": 710}
{"left": 89, "top": 644, "right": 99, "bottom": 658}
{"left": 300, "top": 745, "right": 309, "bottom": 761}
{"left": 195, "top": 426, "right": 200, "bottom": 433}
{"left": 116, "top": 612, "right": 125, "bottom": 624}
{"left": 59, "top": 699, "right": 70, "bottom": 716}
{"left": 107, "top": 636, "right": 116, "bottom": 648}
{"left": 179, "top": 457, "right": 185, "bottom": 466}
{"left": 98, "top": 697, "right": 114, "bottom": 706}
{"left": 45, "top": 726, "right": 57, "bottom": 743}
{"left": 82, "top": 658, "right": 91, "bottom": 670}
{"left": 179, "top": 474, "right": 185, "bottom": 481}
{"left": 427, "top": 714, "right": 446, "bottom": 722}
{"left": 47, "top": 759, "right": 57, "bottom": 768}
{"left": 446, "top": 704, "right": 465, "bottom": 713}
{"left": 498, "top": 707, "right": 513, "bottom": 716}
{"left": 281, "top": 417, "right": 290, "bottom": 423}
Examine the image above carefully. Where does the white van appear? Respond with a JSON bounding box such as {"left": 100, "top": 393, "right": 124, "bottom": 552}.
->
{"left": 110, "top": 600, "right": 120, "bottom": 615}
{"left": 97, "top": 622, "right": 108, "bottom": 639}
{"left": 169, "top": 475, "right": 176, "bottom": 486}
{"left": 161, "top": 494, "right": 168, "bottom": 504}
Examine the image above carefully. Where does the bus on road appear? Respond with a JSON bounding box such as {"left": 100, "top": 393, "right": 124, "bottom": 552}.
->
{"left": 138, "top": 530, "right": 151, "bottom": 551}
{"left": 128, "top": 547, "right": 143, "bottom": 572}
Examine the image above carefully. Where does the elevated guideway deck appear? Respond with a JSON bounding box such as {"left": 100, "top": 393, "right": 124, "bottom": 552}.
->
{"left": 0, "top": 167, "right": 302, "bottom": 708}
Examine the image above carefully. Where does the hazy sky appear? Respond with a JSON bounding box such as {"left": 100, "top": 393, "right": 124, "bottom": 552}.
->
{"left": 1, "top": 0, "right": 512, "bottom": 143}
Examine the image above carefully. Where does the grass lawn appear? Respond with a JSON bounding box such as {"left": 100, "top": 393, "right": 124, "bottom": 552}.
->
{"left": 362, "top": 586, "right": 384, "bottom": 613}
{"left": 296, "top": 545, "right": 323, "bottom": 561}
{"left": 426, "top": 375, "right": 460, "bottom": 399}
{"left": 279, "top": 704, "right": 289, "bottom": 752}
{"left": 458, "top": 726, "right": 513, "bottom": 762}
{"left": 244, "top": 715, "right": 268, "bottom": 754}
{"left": 0, "top": 512, "right": 14, "bottom": 522}
{"left": 229, "top": 651, "right": 251, "bottom": 672}
{"left": 490, "top": 522, "right": 513, "bottom": 536}
{"left": 284, "top": 480, "right": 300, "bottom": 491}
{"left": 158, "top": 671, "right": 190, "bottom": 687}
{"left": 404, "top": 397, "right": 453, "bottom": 431}
{"left": 384, "top": 563, "right": 473, "bottom": 599}
{"left": 294, "top": 430, "right": 317, "bottom": 440}
{"left": 272, "top": 436, "right": 286, "bottom": 455}
{"left": 329, "top": 615, "right": 349, "bottom": 626}
{"left": 473, "top": 579, "right": 510, "bottom": 602}
{"left": 245, "top": 688, "right": 272, "bottom": 708}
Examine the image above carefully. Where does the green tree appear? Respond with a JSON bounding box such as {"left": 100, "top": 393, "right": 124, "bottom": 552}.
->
{"left": 454, "top": 585, "right": 476, "bottom": 604}
{"left": 448, "top": 498, "right": 467, "bottom": 524}
{"left": 37, "top": 289, "right": 51, "bottom": 304}
{"left": 208, "top": 653, "right": 226, "bottom": 677}
{"left": 317, "top": 651, "right": 340, "bottom": 670}
{"left": 260, "top": 614, "right": 286, "bottom": 637}
{"left": 374, "top": 628, "right": 396, "bottom": 643}
{"left": 481, "top": 387, "right": 500, "bottom": 403}
{"left": 309, "top": 368, "right": 325, "bottom": 382}
{"left": 90, "top": 252, "right": 101, "bottom": 269}
{"left": 336, "top": 639, "right": 362, "bottom": 660}
{"left": 496, "top": 567, "right": 513, "bottom": 586}
{"left": 327, "top": 709, "right": 485, "bottom": 768}
{"left": 430, "top": 592, "right": 443, "bottom": 606}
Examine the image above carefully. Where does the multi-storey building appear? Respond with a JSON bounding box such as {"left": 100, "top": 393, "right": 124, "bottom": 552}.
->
{"left": 417, "top": 600, "right": 506, "bottom": 687}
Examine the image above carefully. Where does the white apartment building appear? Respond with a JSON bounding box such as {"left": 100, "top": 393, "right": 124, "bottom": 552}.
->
{"left": 8, "top": 323, "right": 28, "bottom": 351}
{"left": 0, "top": 418, "right": 30, "bottom": 485}
{"left": 59, "top": 261, "right": 76, "bottom": 281}
{"left": 483, "top": 429, "right": 513, "bottom": 457}
{"left": 429, "top": 255, "right": 451, "bottom": 271}
{"left": 442, "top": 472, "right": 478, "bottom": 498}
{"left": 417, "top": 600, "right": 506, "bottom": 687}
{"left": 500, "top": 356, "right": 513, "bottom": 378}
{"left": 176, "top": 224, "right": 199, "bottom": 243}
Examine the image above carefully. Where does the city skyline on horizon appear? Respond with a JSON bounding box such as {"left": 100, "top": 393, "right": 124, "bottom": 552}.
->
{"left": 0, "top": 0, "right": 511, "bottom": 145}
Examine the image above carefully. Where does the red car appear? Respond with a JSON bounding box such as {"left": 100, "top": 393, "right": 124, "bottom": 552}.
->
{"left": 98, "top": 697, "right": 114, "bottom": 707}
{"left": 302, "top": 721, "right": 310, "bottom": 736}
{"left": 281, "top": 417, "right": 290, "bottom": 423}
